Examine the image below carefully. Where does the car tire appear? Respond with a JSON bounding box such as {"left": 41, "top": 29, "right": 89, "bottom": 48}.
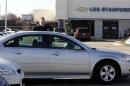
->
{"left": 93, "top": 62, "right": 119, "bottom": 84}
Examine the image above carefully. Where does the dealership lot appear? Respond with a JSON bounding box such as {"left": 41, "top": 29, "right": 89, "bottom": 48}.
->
{"left": 85, "top": 40, "right": 130, "bottom": 54}
{"left": 25, "top": 40, "right": 130, "bottom": 86}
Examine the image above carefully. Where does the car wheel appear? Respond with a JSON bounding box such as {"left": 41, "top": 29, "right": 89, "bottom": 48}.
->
{"left": 93, "top": 62, "right": 119, "bottom": 84}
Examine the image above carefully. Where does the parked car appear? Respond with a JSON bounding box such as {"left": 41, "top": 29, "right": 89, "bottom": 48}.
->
{"left": 0, "top": 32, "right": 4, "bottom": 36}
{"left": 125, "top": 36, "right": 130, "bottom": 45}
{"left": 74, "top": 27, "right": 91, "bottom": 40}
{"left": 0, "top": 58, "right": 24, "bottom": 86}
{"left": 0, "top": 32, "right": 6, "bottom": 38}
{"left": 0, "top": 32, "right": 14, "bottom": 39}
{"left": 124, "top": 28, "right": 130, "bottom": 38}
{"left": 0, "top": 31, "right": 130, "bottom": 84}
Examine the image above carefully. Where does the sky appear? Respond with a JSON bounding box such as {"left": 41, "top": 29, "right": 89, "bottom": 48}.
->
{"left": 0, "top": 0, "right": 56, "bottom": 16}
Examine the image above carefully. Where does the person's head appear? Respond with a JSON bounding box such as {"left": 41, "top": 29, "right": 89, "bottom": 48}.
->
{"left": 35, "top": 21, "right": 40, "bottom": 26}
{"left": 40, "top": 17, "right": 46, "bottom": 26}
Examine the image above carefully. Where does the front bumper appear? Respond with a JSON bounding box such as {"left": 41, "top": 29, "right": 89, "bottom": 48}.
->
{"left": 1, "top": 72, "right": 24, "bottom": 85}
{"left": 120, "top": 61, "right": 130, "bottom": 77}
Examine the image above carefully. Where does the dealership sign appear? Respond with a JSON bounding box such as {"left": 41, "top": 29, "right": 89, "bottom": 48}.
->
{"left": 90, "top": 7, "right": 130, "bottom": 12}
{"left": 77, "top": 7, "right": 89, "bottom": 12}
{"left": 77, "top": 7, "right": 130, "bottom": 12}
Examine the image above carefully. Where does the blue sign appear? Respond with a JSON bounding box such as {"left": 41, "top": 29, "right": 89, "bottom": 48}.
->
{"left": 90, "top": 7, "right": 130, "bottom": 12}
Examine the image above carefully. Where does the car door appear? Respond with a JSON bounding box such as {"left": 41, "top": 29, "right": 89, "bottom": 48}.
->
{"left": 4, "top": 34, "right": 50, "bottom": 74}
{"left": 46, "top": 35, "right": 90, "bottom": 74}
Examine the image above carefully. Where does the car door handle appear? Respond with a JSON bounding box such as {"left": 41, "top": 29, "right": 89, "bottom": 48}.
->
{"left": 15, "top": 51, "right": 22, "bottom": 55}
{"left": 52, "top": 52, "right": 60, "bottom": 56}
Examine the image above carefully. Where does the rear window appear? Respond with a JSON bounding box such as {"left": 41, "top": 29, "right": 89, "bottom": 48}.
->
{"left": 78, "top": 29, "right": 89, "bottom": 33}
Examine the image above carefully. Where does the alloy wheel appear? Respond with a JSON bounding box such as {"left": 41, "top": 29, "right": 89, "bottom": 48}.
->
{"left": 100, "top": 65, "right": 116, "bottom": 82}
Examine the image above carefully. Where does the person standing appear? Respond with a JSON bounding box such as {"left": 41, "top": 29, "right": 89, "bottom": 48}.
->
{"left": 34, "top": 17, "right": 53, "bottom": 31}
{"left": 40, "top": 17, "right": 53, "bottom": 31}
{"left": 33, "top": 21, "right": 41, "bottom": 31}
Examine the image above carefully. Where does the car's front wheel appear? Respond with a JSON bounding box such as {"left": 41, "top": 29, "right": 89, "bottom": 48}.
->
{"left": 93, "top": 62, "right": 119, "bottom": 84}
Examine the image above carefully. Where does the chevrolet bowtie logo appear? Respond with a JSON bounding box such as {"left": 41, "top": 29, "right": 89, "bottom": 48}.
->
{"left": 76, "top": 7, "right": 89, "bottom": 12}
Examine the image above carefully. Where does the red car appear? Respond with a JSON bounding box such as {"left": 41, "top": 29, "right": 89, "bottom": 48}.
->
{"left": 74, "top": 27, "right": 91, "bottom": 40}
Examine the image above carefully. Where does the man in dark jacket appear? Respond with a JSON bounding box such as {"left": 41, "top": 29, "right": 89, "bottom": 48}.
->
{"left": 33, "top": 21, "right": 41, "bottom": 31}
{"left": 34, "top": 17, "right": 53, "bottom": 31}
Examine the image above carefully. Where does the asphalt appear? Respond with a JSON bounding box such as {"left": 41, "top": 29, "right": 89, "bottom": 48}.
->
{"left": 24, "top": 78, "right": 130, "bottom": 86}
{"left": 85, "top": 40, "right": 130, "bottom": 54}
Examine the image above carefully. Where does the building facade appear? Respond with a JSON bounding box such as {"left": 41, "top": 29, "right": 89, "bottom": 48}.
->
{"left": 56, "top": 0, "right": 130, "bottom": 39}
{"left": 33, "top": 9, "right": 56, "bottom": 22}
{"left": 22, "top": 15, "right": 33, "bottom": 22}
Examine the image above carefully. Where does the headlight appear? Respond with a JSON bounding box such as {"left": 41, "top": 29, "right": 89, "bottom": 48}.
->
{"left": 0, "top": 65, "right": 16, "bottom": 75}
{"left": 122, "top": 55, "right": 130, "bottom": 62}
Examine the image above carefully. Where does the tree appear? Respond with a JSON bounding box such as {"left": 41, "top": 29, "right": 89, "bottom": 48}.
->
{"left": 1, "top": 13, "right": 17, "bottom": 20}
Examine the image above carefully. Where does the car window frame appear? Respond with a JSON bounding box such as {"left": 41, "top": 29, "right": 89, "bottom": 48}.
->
{"left": 44, "top": 34, "right": 85, "bottom": 50}
{"left": 3, "top": 34, "right": 46, "bottom": 48}
{"left": 3, "top": 37, "right": 19, "bottom": 47}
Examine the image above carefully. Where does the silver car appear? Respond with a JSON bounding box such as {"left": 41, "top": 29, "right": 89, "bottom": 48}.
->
{"left": 0, "top": 32, "right": 5, "bottom": 39}
{"left": 0, "top": 31, "right": 130, "bottom": 84}
{"left": 0, "top": 58, "right": 24, "bottom": 86}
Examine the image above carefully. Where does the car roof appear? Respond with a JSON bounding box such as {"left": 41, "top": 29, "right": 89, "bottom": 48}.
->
{"left": 0, "top": 31, "right": 91, "bottom": 51}
{"left": 0, "top": 31, "right": 68, "bottom": 42}
{"left": 3, "top": 31, "right": 64, "bottom": 37}
{"left": 16, "top": 31, "right": 61, "bottom": 35}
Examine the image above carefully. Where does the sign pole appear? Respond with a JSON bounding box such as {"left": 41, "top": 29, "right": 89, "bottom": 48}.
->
{"left": 5, "top": 0, "right": 7, "bottom": 31}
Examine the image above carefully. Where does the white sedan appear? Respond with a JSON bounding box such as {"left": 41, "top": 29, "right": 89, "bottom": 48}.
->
{"left": 0, "top": 31, "right": 130, "bottom": 84}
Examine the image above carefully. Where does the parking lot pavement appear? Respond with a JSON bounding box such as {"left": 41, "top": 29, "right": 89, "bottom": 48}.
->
{"left": 84, "top": 40, "right": 130, "bottom": 54}
{"left": 25, "top": 78, "right": 130, "bottom": 86}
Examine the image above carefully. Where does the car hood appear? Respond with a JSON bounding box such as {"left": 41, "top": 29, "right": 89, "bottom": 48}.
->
{"left": 92, "top": 48, "right": 127, "bottom": 59}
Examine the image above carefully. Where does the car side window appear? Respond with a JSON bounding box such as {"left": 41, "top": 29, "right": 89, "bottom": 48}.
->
{"left": 4, "top": 35, "right": 44, "bottom": 48}
{"left": 64, "top": 41, "right": 83, "bottom": 50}
{"left": 18, "top": 35, "right": 43, "bottom": 48}
{"left": 4, "top": 38, "right": 18, "bottom": 47}
{"left": 46, "top": 35, "right": 83, "bottom": 50}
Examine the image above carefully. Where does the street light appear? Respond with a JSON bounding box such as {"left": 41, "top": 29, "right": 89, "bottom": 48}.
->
{"left": 5, "top": 0, "right": 7, "bottom": 31}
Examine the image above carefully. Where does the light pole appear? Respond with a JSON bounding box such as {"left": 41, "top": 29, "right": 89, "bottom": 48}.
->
{"left": 0, "top": 5, "right": 1, "bottom": 17}
{"left": 5, "top": 0, "right": 7, "bottom": 31}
